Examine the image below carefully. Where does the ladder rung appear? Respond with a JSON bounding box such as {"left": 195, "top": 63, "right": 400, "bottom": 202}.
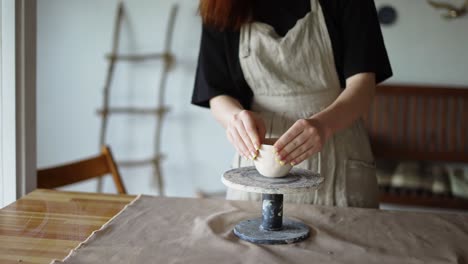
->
{"left": 118, "top": 155, "right": 165, "bottom": 167}
{"left": 97, "top": 107, "right": 169, "bottom": 116}
{"left": 195, "top": 190, "right": 226, "bottom": 199}
{"left": 106, "top": 52, "right": 171, "bottom": 62}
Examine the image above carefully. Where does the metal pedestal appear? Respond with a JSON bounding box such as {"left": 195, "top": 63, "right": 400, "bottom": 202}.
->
{"left": 222, "top": 167, "right": 323, "bottom": 245}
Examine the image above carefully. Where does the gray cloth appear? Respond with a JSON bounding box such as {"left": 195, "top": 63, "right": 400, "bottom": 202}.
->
{"left": 52, "top": 195, "right": 468, "bottom": 264}
{"left": 227, "top": 0, "right": 378, "bottom": 208}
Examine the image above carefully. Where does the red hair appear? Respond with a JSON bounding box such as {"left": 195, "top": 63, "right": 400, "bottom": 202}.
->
{"left": 199, "top": 0, "right": 253, "bottom": 31}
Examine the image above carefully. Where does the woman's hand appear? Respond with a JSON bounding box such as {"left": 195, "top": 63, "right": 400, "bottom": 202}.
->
{"left": 226, "top": 110, "right": 266, "bottom": 160}
{"left": 273, "top": 118, "right": 328, "bottom": 166}
{"left": 272, "top": 73, "right": 376, "bottom": 166}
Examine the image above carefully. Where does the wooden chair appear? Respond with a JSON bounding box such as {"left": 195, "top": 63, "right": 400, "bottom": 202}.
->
{"left": 37, "top": 146, "right": 127, "bottom": 194}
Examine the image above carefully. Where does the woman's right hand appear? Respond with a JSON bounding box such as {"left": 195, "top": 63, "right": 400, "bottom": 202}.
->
{"left": 226, "top": 110, "right": 266, "bottom": 160}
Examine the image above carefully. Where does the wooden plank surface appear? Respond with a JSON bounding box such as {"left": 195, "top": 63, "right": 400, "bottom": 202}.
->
{"left": 0, "top": 189, "right": 135, "bottom": 264}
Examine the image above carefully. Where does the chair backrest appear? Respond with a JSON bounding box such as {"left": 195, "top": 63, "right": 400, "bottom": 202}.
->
{"left": 363, "top": 84, "right": 468, "bottom": 163}
{"left": 37, "top": 146, "right": 127, "bottom": 194}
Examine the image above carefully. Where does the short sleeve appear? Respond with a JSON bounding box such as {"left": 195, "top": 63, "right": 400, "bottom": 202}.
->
{"left": 340, "top": 0, "right": 392, "bottom": 84}
{"left": 192, "top": 25, "right": 238, "bottom": 108}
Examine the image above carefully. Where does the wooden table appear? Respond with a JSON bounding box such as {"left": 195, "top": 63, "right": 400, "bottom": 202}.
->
{"left": 0, "top": 189, "right": 135, "bottom": 264}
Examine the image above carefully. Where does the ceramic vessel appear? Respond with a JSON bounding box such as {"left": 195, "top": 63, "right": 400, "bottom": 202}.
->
{"left": 254, "top": 138, "right": 292, "bottom": 178}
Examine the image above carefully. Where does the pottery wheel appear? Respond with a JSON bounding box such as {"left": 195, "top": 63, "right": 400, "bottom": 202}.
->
{"left": 222, "top": 166, "right": 323, "bottom": 194}
{"left": 221, "top": 166, "right": 324, "bottom": 245}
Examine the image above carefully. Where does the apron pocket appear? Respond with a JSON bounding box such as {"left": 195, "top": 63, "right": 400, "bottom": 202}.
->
{"left": 344, "top": 159, "right": 379, "bottom": 208}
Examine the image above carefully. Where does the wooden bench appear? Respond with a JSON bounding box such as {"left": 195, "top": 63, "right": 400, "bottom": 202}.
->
{"left": 364, "top": 84, "right": 468, "bottom": 209}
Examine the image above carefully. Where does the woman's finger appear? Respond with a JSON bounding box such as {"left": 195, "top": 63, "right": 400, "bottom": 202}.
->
{"left": 236, "top": 122, "right": 257, "bottom": 159}
{"left": 229, "top": 129, "right": 250, "bottom": 159}
{"left": 290, "top": 144, "right": 321, "bottom": 165}
{"left": 281, "top": 135, "right": 316, "bottom": 164}
{"left": 226, "top": 130, "right": 246, "bottom": 158}
{"left": 227, "top": 130, "right": 244, "bottom": 159}
{"left": 254, "top": 115, "right": 266, "bottom": 145}
{"left": 274, "top": 119, "right": 307, "bottom": 152}
{"left": 284, "top": 136, "right": 321, "bottom": 164}
{"left": 276, "top": 130, "right": 310, "bottom": 161}
{"left": 240, "top": 113, "right": 261, "bottom": 151}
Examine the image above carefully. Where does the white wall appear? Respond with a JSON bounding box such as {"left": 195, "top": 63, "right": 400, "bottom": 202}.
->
{"left": 37, "top": 0, "right": 232, "bottom": 196}
{"left": 37, "top": 0, "right": 468, "bottom": 197}
{"left": 376, "top": 0, "right": 468, "bottom": 86}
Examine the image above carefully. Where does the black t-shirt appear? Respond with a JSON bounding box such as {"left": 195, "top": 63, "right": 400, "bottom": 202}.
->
{"left": 192, "top": 0, "right": 393, "bottom": 109}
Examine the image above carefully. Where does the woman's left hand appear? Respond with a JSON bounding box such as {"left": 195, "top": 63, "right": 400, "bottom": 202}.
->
{"left": 273, "top": 118, "right": 328, "bottom": 166}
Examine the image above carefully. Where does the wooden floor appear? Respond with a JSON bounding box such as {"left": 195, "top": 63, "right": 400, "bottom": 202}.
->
{"left": 0, "top": 189, "right": 135, "bottom": 264}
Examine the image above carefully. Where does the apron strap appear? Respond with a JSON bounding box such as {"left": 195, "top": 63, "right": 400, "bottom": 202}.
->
{"left": 240, "top": 23, "right": 251, "bottom": 58}
{"left": 310, "top": 0, "right": 319, "bottom": 13}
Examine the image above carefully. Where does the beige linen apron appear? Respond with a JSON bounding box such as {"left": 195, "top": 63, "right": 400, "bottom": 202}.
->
{"left": 226, "top": 0, "right": 379, "bottom": 208}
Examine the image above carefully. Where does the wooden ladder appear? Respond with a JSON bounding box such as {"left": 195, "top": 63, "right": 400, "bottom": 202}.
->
{"left": 96, "top": 2, "right": 178, "bottom": 196}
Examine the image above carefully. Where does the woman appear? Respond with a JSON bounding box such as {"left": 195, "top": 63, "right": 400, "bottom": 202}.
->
{"left": 192, "top": 0, "right": 392, "bottom": 208}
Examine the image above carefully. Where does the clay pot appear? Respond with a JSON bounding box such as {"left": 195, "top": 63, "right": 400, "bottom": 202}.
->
{"left": 254, "top": 138, "right": 292, "bottom": 178}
